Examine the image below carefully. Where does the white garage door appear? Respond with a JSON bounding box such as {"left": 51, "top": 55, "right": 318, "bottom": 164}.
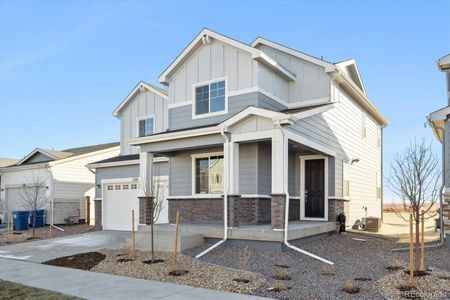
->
{"left": 103, "top": 179, "right": 169, "bottom": 231}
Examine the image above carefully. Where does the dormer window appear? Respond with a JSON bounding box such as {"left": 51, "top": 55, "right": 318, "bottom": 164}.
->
{"left": 138, "top": 116, "right": 154, "bottom": 137}
{"left": 193, "top": 79, "right": 227, "bottom": 118}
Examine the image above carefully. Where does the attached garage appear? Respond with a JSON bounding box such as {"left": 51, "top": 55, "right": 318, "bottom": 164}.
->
{"left": 102, "top": 178, "right": 169, "bottom": 231}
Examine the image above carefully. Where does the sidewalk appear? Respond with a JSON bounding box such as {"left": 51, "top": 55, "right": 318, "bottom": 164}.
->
{"left": 0, "top": 258, "right": 269, "bottom": 300}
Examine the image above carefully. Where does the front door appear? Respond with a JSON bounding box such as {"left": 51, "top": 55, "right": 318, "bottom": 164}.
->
{"left": 301, "top": 156, "right": 328, "bottom": 220}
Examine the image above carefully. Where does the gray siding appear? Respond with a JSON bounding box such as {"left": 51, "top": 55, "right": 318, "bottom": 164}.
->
{"left": 169, "top": 147, "right": 223, "bottom": 196}
{"left": 256, "top": 44, "right": 330, "bottom": 103}
{"left": 140, "top": 134, "right": 224, "bottom": 153}
{"left": 168, "top": 39, "right": 257, "bottom": 104}
{"left": 119, "top": 89, "right": 168, "bottom": 155}
{"left": 258, "top": 142, "right": 272, "bottom": 195}
{"left": 169, "top": 92, "right": 287, "bottom": 131}
{"left": 239, "top": 143, "right": 258, "bottom": 194}
{"left": 95, "top": 162, "right": 168, "bottom": 198}
{"left": 286, "top": 84, "right": 382, "bottom": 226}
{"left": 26, "top": 153, "right": 53, "bottom": 164}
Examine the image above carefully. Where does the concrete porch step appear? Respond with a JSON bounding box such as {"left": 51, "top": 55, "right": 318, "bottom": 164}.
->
{"left": 127, "top": 231, "right": 204, "bottom": 252}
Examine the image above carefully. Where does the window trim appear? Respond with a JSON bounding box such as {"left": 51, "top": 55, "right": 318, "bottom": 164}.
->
{"left": 191, "top": 152, "right": 224, "bottom": 196}
{"left": 137, "top": 115, "right": 155, "bottom": 138}
{"left": 192, "top": 77, "right": 228, "bottom": 120}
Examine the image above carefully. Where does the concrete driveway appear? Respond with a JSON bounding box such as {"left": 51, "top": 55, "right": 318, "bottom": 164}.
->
{"left": 0, "top": 230, "right": 130, "bottom": 262}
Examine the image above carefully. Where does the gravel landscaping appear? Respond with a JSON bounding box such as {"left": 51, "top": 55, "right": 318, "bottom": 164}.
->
{"left": 184, "top": 233, "right": 450, "bottom": 300}
{"left": 42, "top": 249, "right": 266, "bottom": 295}
{"left": 0, "top": 224, "right": 94, "bottom": 246}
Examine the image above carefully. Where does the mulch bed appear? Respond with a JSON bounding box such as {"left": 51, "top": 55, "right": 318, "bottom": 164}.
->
{"left": 43, "top": 252, "right": 105, "bottom": 270}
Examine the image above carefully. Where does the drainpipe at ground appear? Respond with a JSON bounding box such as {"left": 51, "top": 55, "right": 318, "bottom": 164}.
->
{"left": 195, "top": 128, "right": 229, "bottom": 258}
{"left": 278, "top": 125, "right": 334, "bottom": 265}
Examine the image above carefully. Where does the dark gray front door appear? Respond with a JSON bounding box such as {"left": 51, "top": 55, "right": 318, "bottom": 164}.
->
{"left": 304, "top": 159, "right": 325, "bottom": 219}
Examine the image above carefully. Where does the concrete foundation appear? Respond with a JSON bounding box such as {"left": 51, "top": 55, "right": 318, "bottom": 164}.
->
{"left": 130, "top": 229, "right": 204, "bottom": 252}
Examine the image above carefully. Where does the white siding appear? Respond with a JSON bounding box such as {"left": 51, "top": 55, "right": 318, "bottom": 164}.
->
{"left": 288, "top": 84, "right": 382, "bottom": 226}
{"left": 169, "top": 39, "right": 257, "bottom": 104}
{"left": 51, "top": 147, "right": 119, "bottom": 222}
{"left": 257, "top": 44, "right": 330, "bottom": 104}
{"left": 119, "top": 90, "right": 168, "bottom": 155}
{"left": 0, "top": 168, "right": 52, "bottom": 213}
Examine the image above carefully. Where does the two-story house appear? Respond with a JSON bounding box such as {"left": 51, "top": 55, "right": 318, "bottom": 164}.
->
{"left": 89, "top": 29, "right": 388, "bottom": 244}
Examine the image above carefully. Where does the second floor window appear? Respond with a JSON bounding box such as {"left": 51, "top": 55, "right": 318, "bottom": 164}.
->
{"left": 195, "top": 80, "right": 226, "bottom": 116}
{"left": 138, "top": 117, "right": 154, "bottom": 137}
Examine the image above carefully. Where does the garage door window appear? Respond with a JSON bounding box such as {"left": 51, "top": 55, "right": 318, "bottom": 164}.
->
{"left": 107, "top": 185, "right": 113, "bottom": 190}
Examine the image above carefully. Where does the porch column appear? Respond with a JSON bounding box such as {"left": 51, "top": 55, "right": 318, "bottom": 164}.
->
{"left": 271, "top": 130, "right": 288, "bottom": 230}
{"left": 225, "top": 140, "right": 240, "bottom": 227}
{"left": 139, "top": 151, "right": 154, "bottom": 225}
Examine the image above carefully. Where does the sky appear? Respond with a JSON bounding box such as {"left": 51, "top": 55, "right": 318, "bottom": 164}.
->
{"left": 0, "top": 0, "right": 449, "bottom": 202}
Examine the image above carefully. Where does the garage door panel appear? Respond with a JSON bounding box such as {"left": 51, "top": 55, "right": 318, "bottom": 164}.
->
{"left": 103, "top": 180, "right": 168, "bottom": 231}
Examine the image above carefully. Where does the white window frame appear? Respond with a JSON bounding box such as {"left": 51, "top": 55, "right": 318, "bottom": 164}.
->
{"left": 192, "top": 77, "right": 228, "bottom": 120}
{"left": 137, "top": 115, "right": 155, "bottom": 138}
{"left": 191, "top": 152, "right": 224, "bottom": 196}
{"left": 299, "top": 155, "right": 329, "bottom": 221}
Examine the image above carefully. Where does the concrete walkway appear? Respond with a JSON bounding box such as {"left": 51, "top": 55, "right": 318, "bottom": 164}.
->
{"left": 0, "top": 258, "right": 268, "bottom": 300}
{"left": 0, "top": 231, "right": 130, "bottom": 262}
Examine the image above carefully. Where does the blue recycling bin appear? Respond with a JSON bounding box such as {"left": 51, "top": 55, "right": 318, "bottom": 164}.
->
{"left": 29, "top": 210, "right": 46, "bottom": 228}
{"left": 13, "top": 211, "right": 30, "bottom": 231}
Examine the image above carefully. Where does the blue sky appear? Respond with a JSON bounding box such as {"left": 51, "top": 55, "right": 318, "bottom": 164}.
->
{"left": 0, "top": 0, "right": 449, "bottom": 201}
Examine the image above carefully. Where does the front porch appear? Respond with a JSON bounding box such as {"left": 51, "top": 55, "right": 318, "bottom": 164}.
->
{"left": 138, "top": 220, "right": 336, "bottom": 243}
{"left": 133, "top": 107, "right": 348, "bottom": 239}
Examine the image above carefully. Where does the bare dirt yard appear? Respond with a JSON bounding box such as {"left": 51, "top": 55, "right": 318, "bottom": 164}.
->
{"left": 0, "top": 224, "right": 94, "bottom": 246}
{"left": 42, "top": 232, "right": 450, "bottom": 300}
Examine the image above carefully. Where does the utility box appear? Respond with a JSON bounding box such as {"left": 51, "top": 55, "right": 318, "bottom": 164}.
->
{"left": 362, "top": 217, "right": 380, "bottom": 232}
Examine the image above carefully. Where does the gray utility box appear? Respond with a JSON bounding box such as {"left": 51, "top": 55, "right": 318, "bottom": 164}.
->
{"left": 361, "top": 217, "right": 380, "bottom": 232}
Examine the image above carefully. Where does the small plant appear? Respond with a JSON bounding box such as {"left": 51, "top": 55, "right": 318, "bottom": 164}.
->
{"left": 321, "top": 265, "right": 334, "bottom": 276}
{"left": 272, "top": 267, "right": 292, "bottom": 280}
{"left": 168, "top": 269, "right": 189, "bottom": 276}
{"left": 354, "top": 277, "right": 372, "bottom": 281}
{"left": 386, "top": 265, "right": 404, "bottom": 271}
{"left": 143, "top": 259, "right": 165, "bottom": 264}
{"left": 267, "top": 282, "right": 291, "bottom": 292}
{"left": 232, "top": 278, "right": 250, "bottom": 284}
{"left": 342, "top": 280, "right": 360, "bottom": 294}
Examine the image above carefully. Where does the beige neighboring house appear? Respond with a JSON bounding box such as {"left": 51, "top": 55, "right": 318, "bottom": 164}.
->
{"left": 0, "top": 142, "right": 119, "bottom": 225}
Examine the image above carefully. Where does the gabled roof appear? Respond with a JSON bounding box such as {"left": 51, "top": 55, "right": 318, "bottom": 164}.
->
{"left": 251, "top": 37, "right": 336, "bottom": 72}
{"left": 335, "top": 59, "right": 366, "bottom": 94}
{"left": 113, "top": 81, "right": 168, "bottom": 117}
{"left": 437, "top": 54, "right": 450, "bottom": 71}
{"left": 0, "top": 158, "right": 18, "bottom": 168}
{"left": 157, "top": 28, "right": 295, "bottom": 84}
{"left": 13, "top": 142, "right": 119, "bottom": 166}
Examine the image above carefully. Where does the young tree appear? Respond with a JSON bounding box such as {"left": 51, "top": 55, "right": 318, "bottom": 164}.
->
{"left": 19, "top": 170, "right": 50, "bottom": 238}
{"left": 141, "top": 166, "right": 165, "bottom": 262}
{"left": 387, "top": 139, "right": 440, "bottom": 271}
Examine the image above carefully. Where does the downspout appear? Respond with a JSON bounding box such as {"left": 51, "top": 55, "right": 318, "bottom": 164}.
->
{"left": 195, "top": 128, "right": 229, "bottom": 258}
{"left": 392, "top": 123, "right": 445, "bottom": 252}
{"left": 278, "top": 124, "right": 334, "bottom": 265}
{"left": 48, "top": 166, "right": 64, "bottom": 232}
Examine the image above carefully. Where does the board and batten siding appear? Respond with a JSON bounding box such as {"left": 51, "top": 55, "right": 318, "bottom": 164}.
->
{"left": 287, "top": 84, "right": 382, "bottom": 226}
{"left": 120, "top": 90, "right": 168, "bottom": 155}
{"left": 169, "top": 92, "right": 287, "bottom": 131}
{"left": 256, "top": 44, "right": 330, "bottom": 104}
{"left": 168, "top": 39, "right": 257, "bottom": 105}
{"left": 94, "top": 162, "right": 169, "bottom": 199}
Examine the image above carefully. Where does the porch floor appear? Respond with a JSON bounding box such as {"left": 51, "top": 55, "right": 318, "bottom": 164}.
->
{"left": 139, "top": 221, "right": 336, "bottom": 242}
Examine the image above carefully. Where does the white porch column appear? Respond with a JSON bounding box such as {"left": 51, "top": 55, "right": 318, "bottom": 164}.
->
{"left": 229, "top": 142, "right": 239, "bottom": 195}
{"left": 139, "top": 151, "right": 154, "bottom": 196}
{"left": 271, "top": 130, "right": 288, "bottom": 194}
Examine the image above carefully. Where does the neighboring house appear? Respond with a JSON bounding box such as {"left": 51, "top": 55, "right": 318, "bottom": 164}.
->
{"left": 427, "top": 53, "right": 450, "bottom": 242}
{"left": 0, "top": 142, "right": 119, "bottom": 225}
{"left": 90, "top": 28, "right": 388, "bottom": 236}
